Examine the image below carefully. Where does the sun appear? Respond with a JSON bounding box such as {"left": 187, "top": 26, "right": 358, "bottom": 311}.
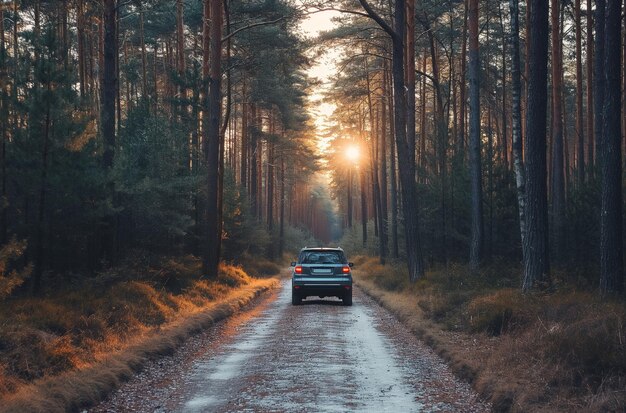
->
{"left": 345, "top": 145, "right": 360, "bottom": 163}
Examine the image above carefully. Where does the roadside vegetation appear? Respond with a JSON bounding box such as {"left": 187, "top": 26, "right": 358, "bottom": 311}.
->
{"left": 353, "top": 255, "right": 626, "bottom": 412}
{"left": 0, "top": 249, "right": 281, "bottom": 404}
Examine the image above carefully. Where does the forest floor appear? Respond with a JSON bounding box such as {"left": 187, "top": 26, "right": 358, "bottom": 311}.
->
{"left": 353, "top": 256, "right": 626, "bottom": 412}
{"left": 0, "top": 253, "right": 281, "bottom": 412}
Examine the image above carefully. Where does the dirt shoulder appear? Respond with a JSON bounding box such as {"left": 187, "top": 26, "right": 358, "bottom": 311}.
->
{"left": 0, "top": 256, "right": 280, "bottom": 413}
{"left": 353, "top": 257, "right": 626, "bottom": 413}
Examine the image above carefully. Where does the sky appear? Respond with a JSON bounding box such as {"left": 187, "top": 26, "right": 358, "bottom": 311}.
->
{"left": 298, "top": 9, "right": 343, "bottom": 156}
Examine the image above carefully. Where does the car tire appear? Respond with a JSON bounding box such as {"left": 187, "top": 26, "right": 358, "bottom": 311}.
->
{"left": 342, "top": 290, "right": 352, "bottom": 306}
{"left": 292, "top": 292, "right": 301, "bottom": 305}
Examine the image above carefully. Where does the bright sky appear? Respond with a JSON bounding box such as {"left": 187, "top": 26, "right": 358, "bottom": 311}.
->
{"left": 298, "top": 9, "right": 343, "bottom": 156}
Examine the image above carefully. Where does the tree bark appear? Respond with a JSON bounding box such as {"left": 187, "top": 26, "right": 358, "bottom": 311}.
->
{"left": 386, "top": 64, "right": 399, "bottom": 258}
{"left": 468, "top": 0, "right": 482, "bottom": 271}
{"left": 0, "top": 5, "right": 7, "bottom": 244}
{"left": 510, "top": 0, "right": 528, "bottom": 263}
{"left": 522, "top": 0, "right": 551, "bottom": 291}
{"left": 102, "top": 0, "right": 116, "bottom": 170}
{"left": 203, "top": 0, "right": 223, "bottom": 278}
{"left": 599, "top": 0, "right": 623, "bottom": 294}
{"left": 551, "top": 0, "right": 565, "bottom": 261}
{"left": 358, "top": 0, "right": 424, "bottom": 281}
{"left": 586, "top": 0, "right": 595, "bottom": 176}
{"left": 594, "top": 0, "right": 606, "bottom": 169}
{"left": 575, "top": 0, "right": 585, "bottom": 183}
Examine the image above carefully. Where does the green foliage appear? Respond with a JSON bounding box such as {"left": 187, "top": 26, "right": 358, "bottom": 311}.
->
{"left": 221, "top": 169, "right": 271, "bottom": 259}
{"left": 113, "top": 106, "right": 197, "bottom": 250}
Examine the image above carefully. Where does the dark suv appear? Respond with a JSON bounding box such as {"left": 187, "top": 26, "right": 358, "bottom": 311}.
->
{"left": 290, "top": 247, "right": 354, "bottom": 306}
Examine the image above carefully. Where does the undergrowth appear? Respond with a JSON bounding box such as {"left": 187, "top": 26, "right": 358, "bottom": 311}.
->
{"left": 0, "top": 254, "right": 278, "bottom": 398}
{"left": 353, "top": 255, "right": 626, "bottom": 412}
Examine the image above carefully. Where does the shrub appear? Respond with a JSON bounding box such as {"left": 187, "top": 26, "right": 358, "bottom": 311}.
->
{"left": 0, "top": 239, "right": 31, "bottom": 299}
{"left": 467, "top": 289, "right": 532, "bottom": 335}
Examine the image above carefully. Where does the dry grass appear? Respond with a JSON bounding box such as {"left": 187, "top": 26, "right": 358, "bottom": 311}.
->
{"left": 353, "top": 256, "right": 626, "bottom": 412}
{"left": 0, "top": 255, "right": 279, "bottom": 412}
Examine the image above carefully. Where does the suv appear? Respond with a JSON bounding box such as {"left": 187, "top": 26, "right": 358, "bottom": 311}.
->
{"left": 290, "top": 247, "right": 354, "bottom": 306}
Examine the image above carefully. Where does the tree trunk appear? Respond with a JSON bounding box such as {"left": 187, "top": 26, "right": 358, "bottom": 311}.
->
{"left": 594, "top": 0, "right": 606, "bottom": 169}
{"left": 102, "top": 0, "right": 116, "bottom": 170}
{"left": 279, "top": 157, "right": 285, "bottom": 257}
{"left": 0, "top": 5, "right": 7, "bottom": 244}
{"left": 140, "top": 5, "right": 147, "bottom": 101}
{"left": 458, "top": 0, "right": 468, "bottom": 159}
{"left": 499, "top": 1, "right": 508, "bottom": 169}
{"left": 240, "top": 77, "right": 248, "bottom": 187}
{"left": 406, "top": 0, "right": 416, "bottom": 169}
{"left": 250, "top": 103, "right": 258, "bottom": 217}
{"left": 34, "top": 84, "right": 52, "bottom": 295}
{"left": 360, "top": 164, "right": 368, "bottom": 247}
{"left": 203, "top": 0, "right": 223, "bottom": 278}
{"left": 358, "top": 0, "right": 424, "bottom": 280}
{"left": 522, "top": 0, "right": 551, "bottom": 291}
{"left": 468, "top": 0, "right": 482, "bottom": 271}
{"left": 385, "top": 64, "right": 399, "bottom": 258}
{"left": 575, "top": 0, "right": 585, "bottom": 184}
{"left": 176, "top": 0, "right": 186, "bottom": 121}
{"left": 510, "top": 0, "right": 528, "bottom": 263}
{"left": 587, "top": 0, "right": 595, "bottom": 176}
{"left": 599, "top": 0, "right": 623, "bottom": 294}
{"left": 551, "top": 0, "right": 565, "bottom": 261}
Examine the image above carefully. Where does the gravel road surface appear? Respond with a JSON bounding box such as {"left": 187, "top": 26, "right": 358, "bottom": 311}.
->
{"left": 91, "top": 280, "right": 489, "bottom": 412}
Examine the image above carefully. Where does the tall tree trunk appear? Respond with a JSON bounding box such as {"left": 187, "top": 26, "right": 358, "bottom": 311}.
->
{"left": 360, "top": 164, "right": 368, "bottom": 247}
{"left": 101, "top": 0, "right": 117, "bottom": 264}
{"left": 406, "top": 0, "right": 416, "bottom": 169}
{"left": 140, "top": 5, "right": 147, "bottom": 101}
{"left": 176, "top": 0, "right": 185, "bottom": 120}
{"left": 458, "top": 0, "right": 468, "bottom": 159}
{"left": 510, "top": 0, "right": 528, "bottom": 265}
{"left": 599, "top": 0, "right": 623, "bottom": 294}
{"left": 522, "top": 0, "right": 551, "bottom": 291}
{"left": 499, "top": 1, "right": 508, "bottom": 169}
{"left": 279, "top": 157, "right": 285, "bottom": 257}
{"left": 575, "top": 0, "right": 585, "bottom": 184}
{"left": 551, "top": 0, "right": 565, "bottom": 261}
{"left": 240, "top": 77, "right": 248, "bottom": 187}
{"left": 587, "top": 0, "right": 595, "bottom": 176}
{"left": 594, "top": 0, "right": 606, "bottom": 169}
{"left": 250, "top": 103, "right": 258, "bottom": 217}
{"left": 468, "top": 0, "right": 482, "bottom": 271}
{"left": 386, "top": 64, "right": 399, "bottom": 258}
{"left": 203, "top": 0, "right": 223, "bottom": 278}
{"left": 34, "top": 84, "right": 52, "bottom": 295}
{"left": 102, "top": 0, "right": 116, "bottom": 170}
{"left": 358, "top": 0, "right": 425, "bottom": 281}
{"left": 0, "top": 5, "right": 7, "bottom": 244}
{"left": 347, "top": 165, "right": 353, "bottom": 228}
{"left": 77, "top": 0, "right": 86, "bottom": 98}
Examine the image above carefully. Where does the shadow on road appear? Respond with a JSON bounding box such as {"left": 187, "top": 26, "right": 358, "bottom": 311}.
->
{"left": 299, "top": 297, "right": 345, "bottom": 306}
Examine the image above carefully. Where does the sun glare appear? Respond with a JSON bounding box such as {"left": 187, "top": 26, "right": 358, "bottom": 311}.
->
{"left": 346, "top": 145, "right": 360, "bottom": 163}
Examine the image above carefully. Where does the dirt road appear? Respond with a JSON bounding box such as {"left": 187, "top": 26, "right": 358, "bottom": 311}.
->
{"left": 92, "top": 280, "right": 489, "bottom": 412}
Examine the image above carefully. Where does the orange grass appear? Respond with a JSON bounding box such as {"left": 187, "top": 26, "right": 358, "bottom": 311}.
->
{"left": 353, "top": 255, "right": 626, "bottom": 412}
{"left": 0, "top": 255, "right": 280, "bottom": 412}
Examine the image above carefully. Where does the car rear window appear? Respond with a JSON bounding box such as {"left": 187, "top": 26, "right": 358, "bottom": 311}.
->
{"left": 300, "top": 250, "right": 346, "bottom": 264}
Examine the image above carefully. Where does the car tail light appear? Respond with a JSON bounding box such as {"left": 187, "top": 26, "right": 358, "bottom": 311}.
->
{"left": 295, "top": 266, "right": 303, "bottom": 274}
{"left": 342, "top": 266, "right": 350, "bottom": 273}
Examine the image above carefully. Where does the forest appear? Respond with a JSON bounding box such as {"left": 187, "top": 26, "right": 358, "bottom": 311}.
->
{"left": 0, "top": 0, "right": 625, "bottom": 411}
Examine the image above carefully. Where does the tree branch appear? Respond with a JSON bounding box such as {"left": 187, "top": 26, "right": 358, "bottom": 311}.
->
{"left": 356, "top": 0, "right": 397, "bottom": 40}
{"left": 221, "top": 17, "right": 285, "bottom": 42}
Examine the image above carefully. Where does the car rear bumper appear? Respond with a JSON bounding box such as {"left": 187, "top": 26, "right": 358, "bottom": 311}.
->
{"left": 292, "top": 276, "right": 352, "bottom": 297}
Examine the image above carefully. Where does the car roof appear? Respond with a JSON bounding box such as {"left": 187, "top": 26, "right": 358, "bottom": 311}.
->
{"left": 300, "top": 247, "right": 343, "bottom": 251}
